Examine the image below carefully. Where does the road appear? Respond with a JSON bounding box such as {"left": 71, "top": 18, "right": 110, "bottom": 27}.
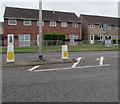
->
{"left": 2, "top": 51, "right": 118, "bottom": 102}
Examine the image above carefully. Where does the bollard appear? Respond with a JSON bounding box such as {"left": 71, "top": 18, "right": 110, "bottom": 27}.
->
{"left": 6, "top": 34, "right": 15, "bottom": 62}
{"left": 62, "top": 45, "right": 68, "bottom": 59}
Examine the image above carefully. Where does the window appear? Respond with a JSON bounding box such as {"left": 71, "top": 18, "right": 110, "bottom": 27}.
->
{"left": 24, "top": 20, "right": 31, "bottom": 26}
{"left": 37, "top": 21, "right": 44, "bottom": 26}
{"left": 72, "top": 22, "right": 78, "bottom": 27}
{"left": 89, "top": 25, "right": 95, "bottom": 28}
{"left": 50, "top": 21, "right": 56, "bottom": 27}
{"left": 95, "top": 35, "right": 103, "bottom": 41}
{"left": 61, "top": 22, "right": 67, "bottom": 27}
{"left": 8, "top": 19, "right": 17, "bottom": 25}
{"left": 108, "top": 25, "right": 111, "bottom": 29}
{"left": 115, "top": 25, "right": 118, "bottom": 30}
{"left": 105, "top": 35, "right": 111, "bottom": 40}
{"left": 69, "top": 34, "right": 78, "bottom": 45}
{"left": 19, "top": 34, "right": 30, "bottom": 46}
{"left": 99, "top": 25, "right": 103, "bottom": 29}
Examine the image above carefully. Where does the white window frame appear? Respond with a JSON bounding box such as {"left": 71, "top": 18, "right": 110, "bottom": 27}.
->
{"left": 23, "top": 20, "right": 31, "bottom": 26}
{"left": 114, "top": 25, "right": 118, "bottom": 30}
{"left": 89, "top": 25, "right": 96, "bottom": 28}
{"left": 37, "top": 21, "right": 44, "bottom": 26}
{"left": 69, "top": 34, "right": 78, "bottom": 45}
{"left": 50, "top": 21, "right": 56, "bottom": 27}
{"left": 72, "top": 22, "right": 78, "bottom": 27}
{"left": 108, "top": 25, "right": 111, "bottom": 29}
{"left": 61, "top": 22, "right": 67, "bottom": 27}
{"left": 8, "top": 19, "right": 17, "bottom": 25}
{"left": 19, "top": 34, "right": 30, "bottom": 46}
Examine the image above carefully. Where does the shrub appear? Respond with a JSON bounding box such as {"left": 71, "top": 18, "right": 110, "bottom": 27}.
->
{"left": 44, "top": 33, "right": 65, "bottom": 40}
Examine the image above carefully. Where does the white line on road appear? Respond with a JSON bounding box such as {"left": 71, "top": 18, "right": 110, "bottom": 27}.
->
{"left": 96, "top": 56, "right": 104, "bottom": 65}
{"left": 72, "top": 57, "right": 83, "bottom": 68}
{"left": 28, "top": 65, "right": 40, "bottom": 71}
{"left": 34, "top": 64, "right": 110, "bottom": 72}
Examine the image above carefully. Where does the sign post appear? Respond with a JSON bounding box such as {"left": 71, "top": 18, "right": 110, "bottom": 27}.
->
{"left": 6, "top": 34, "right": 15, "bottom": 62}
{"left": 38, "top": 0, "right": 43, "bottom": 60}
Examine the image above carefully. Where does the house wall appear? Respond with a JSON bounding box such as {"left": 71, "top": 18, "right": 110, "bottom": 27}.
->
{"left": 3, "top": 19, "right": 81, "bottom": 46}
{"left": 80, "top": 16, "right": 118, "bottom": 43}
{"left": 80, "top": 16, "right": 89, "bottom": 41}
{"left": 88, "top": 25, "right": 118, "bottom": 36}
{"left": 0, "top": 22, "right": 3, "bottom": 34}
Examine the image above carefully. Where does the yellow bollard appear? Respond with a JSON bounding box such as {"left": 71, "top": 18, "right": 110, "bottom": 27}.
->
{"left": 6, "top": 35, "right": 15, "bottom": 62}
{"left": 62, "top": 45, "right": 68, "bottom": 59}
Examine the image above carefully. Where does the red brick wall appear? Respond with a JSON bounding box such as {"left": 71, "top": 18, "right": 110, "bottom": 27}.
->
{"left": 4, "top": 19, "right": 81, "bottom": 46}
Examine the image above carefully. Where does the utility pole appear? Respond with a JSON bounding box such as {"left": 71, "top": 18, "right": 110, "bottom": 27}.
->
{"left": 38, "top": 0, "right": 43, "bottom": 60}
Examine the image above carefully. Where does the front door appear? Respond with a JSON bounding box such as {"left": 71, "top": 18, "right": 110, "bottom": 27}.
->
{"left": 90, "top": 35, "right": 94, "bottom": 44}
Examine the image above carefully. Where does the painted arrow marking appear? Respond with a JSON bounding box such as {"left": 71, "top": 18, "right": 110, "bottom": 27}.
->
{"left": 72, "top": 57, "right": 83, "bottom": 68}
{"left": 96, "top": 56, "right": 104, "bottom": 65}
{"left": 28, "top": 65, "right": 40, "bottom": 71}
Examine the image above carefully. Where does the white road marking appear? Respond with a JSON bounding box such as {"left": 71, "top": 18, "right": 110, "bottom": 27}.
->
{"left": 99, "top": 56, "right": 104, "bottom": 65}
{"left": 34, "top": 64, "right": 110, "bottom": 72}
{"left": 96, "top": 58, "right": 100, "bottom": 60}
{"left": 28, "top": 65, "right": 40, "bottom": 71}
{"left": 72, "top": 57, "right": 83, "bottom": 68}
{"left": 96, "top": 56, "right": 104, "bottom": 65}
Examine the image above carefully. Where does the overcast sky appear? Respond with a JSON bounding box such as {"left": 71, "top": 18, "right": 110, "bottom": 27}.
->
{"left": 0, "top": 0, "right": 119, "bottom": 22}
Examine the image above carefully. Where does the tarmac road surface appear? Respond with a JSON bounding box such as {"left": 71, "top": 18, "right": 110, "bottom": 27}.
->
{"left": 2, "top": 51, "right": 118, "bottom": 102}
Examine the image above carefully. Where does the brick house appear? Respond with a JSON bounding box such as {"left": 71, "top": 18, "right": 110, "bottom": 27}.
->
{"left": 80, "top": 14, "right": 118, "bottom": 44}
{"left": 0, "top": 22, "right": 3, "bottom": 46}
{"left": 3, "top": 7, "right": 81, "bottom": 46}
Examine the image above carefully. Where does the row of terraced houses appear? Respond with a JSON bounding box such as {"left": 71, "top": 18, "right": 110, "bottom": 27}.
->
{"left": 1, "top": 7, "right": 119, "bottom": 46}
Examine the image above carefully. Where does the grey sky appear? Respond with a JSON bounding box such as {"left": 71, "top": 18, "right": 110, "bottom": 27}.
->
{"left": 0, "top": 0, "right": 119, "bottom": 22}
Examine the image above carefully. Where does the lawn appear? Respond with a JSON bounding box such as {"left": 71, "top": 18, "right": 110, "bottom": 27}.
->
{"left": 1, "top": 45, "right": 119, "bottom": 53}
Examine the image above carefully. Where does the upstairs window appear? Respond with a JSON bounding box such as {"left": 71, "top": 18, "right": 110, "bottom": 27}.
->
{"left": 89, "top": 25, "right": 96, "bottom": 28}
{"left": 72, "top": 22, "right": 78, "bottom": 27}
{"left": 24, "top": 20, "right": 31, "bottom": 26}
{"left": 61, "top": 22, "right": 67, "bottom": 27}
{"left": 50, "top": 21, "right": 56, "bottom": 27}
{"left": 8, "top": 19, "right": 17, "bottom": 25}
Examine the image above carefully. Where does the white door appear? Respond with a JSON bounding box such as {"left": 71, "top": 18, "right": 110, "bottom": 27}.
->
{"left": 90, "top": 35, "right": 94, "bottom": 44}
{"left": 69, "top": 34, "right": 78, "bottom": 45}
{"left": 8, "top": 34, "right": 14, "bottom": 46}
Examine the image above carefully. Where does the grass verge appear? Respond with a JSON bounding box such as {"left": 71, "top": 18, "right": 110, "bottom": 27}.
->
{"left": 1, "top": 45, "right": 119, "bottom": 53}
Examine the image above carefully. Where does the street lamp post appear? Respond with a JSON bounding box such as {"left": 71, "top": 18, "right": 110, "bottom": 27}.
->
{"left": 38, "top": 0, "right": 43, "bottom": 60}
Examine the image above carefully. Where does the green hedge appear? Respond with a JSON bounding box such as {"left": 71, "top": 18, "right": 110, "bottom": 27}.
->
{"left": 44, "top": 33, "right": 65, "bottom": 40}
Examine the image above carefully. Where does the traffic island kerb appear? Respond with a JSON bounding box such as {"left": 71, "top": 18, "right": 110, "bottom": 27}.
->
{"left": 2, "top": 58, "right": 77, "bottom": 67}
